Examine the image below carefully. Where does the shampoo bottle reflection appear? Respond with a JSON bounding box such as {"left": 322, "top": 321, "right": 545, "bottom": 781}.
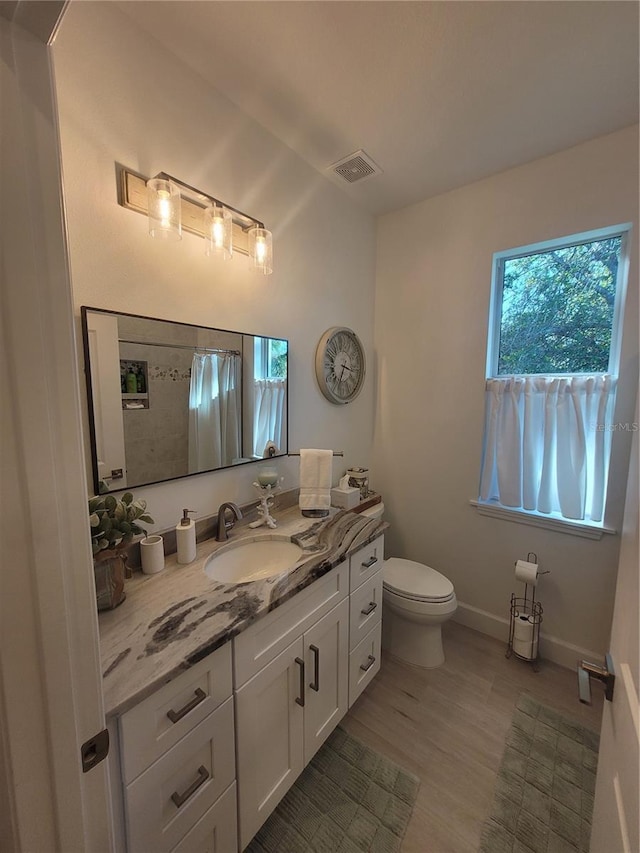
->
{"left": 126, "top": 367, "right": 137, "bottom": 394}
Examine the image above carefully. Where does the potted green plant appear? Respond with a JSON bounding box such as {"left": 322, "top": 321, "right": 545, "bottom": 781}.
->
{"left": 89, "top": 492, "right": 154, "bottom": 610}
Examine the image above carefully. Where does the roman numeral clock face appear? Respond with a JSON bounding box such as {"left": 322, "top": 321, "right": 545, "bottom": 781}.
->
{"left": 315, "top": 327, "right": 366, "bottom": 404}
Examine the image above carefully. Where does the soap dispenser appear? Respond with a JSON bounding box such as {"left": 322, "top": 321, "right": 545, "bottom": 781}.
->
{"left": 176, "top": 509, "right": 196, "bottom": 564}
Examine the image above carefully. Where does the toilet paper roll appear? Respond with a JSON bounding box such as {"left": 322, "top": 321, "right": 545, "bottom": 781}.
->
{"left": 515, "top": 559, "right": 538, "bottom": 587}
{"left": 141, "top": 535, "right": 165, "bottom": 574}
{"left": 513, "top": 613, "right": 538, "bottom": 659}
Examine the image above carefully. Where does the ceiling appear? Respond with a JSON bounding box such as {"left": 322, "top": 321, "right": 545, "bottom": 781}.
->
{"left": 117, "top": 1, "right": 639, "bottom": 216}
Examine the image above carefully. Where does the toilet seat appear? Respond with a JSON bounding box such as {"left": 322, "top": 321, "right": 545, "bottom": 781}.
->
{"left": 383, "top": 557, "right": 454, "bottom": 603}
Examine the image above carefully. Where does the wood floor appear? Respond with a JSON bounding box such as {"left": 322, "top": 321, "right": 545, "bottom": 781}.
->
{"left": 341, "top": 621, "right": 604, "bottom": 853}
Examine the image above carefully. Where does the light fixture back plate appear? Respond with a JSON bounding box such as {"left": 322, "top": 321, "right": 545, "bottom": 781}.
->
{"left": 118, "top": 167, "right": 251, "bottom": 256}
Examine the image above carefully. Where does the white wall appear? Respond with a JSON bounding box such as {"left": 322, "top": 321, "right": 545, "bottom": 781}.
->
{"left": 53, "top": 2, "right": 376, "bottom": 532}
{"left": 374, "top": 127, "right": 639, "bottom": 664}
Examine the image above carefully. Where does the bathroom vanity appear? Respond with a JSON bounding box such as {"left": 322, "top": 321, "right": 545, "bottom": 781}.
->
{"left": 99, "top": 507, "right": 385, "bottom": 852}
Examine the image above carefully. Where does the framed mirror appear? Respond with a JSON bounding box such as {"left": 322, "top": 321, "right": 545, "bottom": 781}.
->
{"left": 81, "top": 307, "right": 288, "bottom": 493}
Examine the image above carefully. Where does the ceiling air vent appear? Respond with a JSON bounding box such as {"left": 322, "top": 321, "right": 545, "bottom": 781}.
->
{"left": 329, "top": 150, "right": 382, "bottom": 184}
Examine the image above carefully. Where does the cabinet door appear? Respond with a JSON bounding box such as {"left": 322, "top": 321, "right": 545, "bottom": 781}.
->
{"left": 234, "top": 563, "right": 348, "bottom": 688}
{"left": 85, "top": 311, "right": 128, "bottom": 487}
{"left": 235, "top": 637, "right": 305, "bottom": 851}
{"left": 303, "top": 598, "right": 349, "bottom": 764}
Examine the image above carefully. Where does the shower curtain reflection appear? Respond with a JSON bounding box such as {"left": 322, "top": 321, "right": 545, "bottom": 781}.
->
{"left": 188, "top": 352, "right": 241, "bottom": 472}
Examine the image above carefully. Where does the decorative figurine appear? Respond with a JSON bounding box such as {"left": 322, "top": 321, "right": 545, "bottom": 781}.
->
{"left": 249, "top": 478, "right": 283, "bottom": 529}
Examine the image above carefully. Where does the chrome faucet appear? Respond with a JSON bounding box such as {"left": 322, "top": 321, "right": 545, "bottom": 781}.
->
{"left": 216, "top": 502, "right": 243, "bottom": 542}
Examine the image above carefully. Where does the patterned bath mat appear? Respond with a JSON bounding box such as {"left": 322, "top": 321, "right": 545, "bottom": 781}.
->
{"left": 480, "top": 694, "right": 600, "bottom": 853}
{"left": 246, "top": 726, "right": 420, "bottom": 853}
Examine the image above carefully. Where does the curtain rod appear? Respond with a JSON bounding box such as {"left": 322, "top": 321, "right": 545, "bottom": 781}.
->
{"left": 288, "top": 451, "right": 344, "bottom": 457}
{"left": 119, "top": 338, "right": 240, "bottom": 356}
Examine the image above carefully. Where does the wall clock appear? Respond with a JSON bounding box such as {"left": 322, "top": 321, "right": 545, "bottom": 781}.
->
{"left": 315, "top": 327, "right": 366, "bottom": 404}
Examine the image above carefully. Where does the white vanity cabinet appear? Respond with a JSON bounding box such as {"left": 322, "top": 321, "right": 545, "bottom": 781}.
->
{"left": 234, "top": 564, "right": 350, "bottom": 850}
{"left": 116, "top": 643, "right": 238, "bottom": 853}
{"left": 234, "top": 534, "right": 385, "bottom": 850}
{"left": 108, "top": 533, "right": 385, "bottom": 853}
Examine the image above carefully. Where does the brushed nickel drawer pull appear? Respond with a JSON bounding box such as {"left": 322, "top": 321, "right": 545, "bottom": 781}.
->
{"left": 309, "top": 645, "right": 320, "bottom": 692}
{"left": 360, "top": 654, "right": 376, "bottom": 673}
{"left": 295, "top": 657, "right": 305, "bottom": 707}
{"left": 361, "top": 556, "right": 378, "bottom": 569}
{"left": 360, "top": 601, "right": 377, "bottom": 616}
{"left": 171, "top": 765, "right": 209, "bottom": 808}
{"left": 166, "top": 688, "right": 207, "bottom": 723}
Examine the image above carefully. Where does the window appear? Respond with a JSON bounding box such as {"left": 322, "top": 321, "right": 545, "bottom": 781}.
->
{"left": 479, "top": 225, "right": 630, "bottom": 530}
{"left": 252, "top": 337, "right": 287, "bottom": 457}
{"left": 254, "top": 336, "right": 287, "bottom": 380}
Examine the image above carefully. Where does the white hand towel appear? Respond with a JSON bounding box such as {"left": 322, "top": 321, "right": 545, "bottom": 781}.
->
{"left": 299, "top": 449, "right": 333, "bottom": 510}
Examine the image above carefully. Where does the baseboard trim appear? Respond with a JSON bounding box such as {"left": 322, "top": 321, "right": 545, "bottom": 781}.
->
{"left": 452, "top": 601, "right": 602, "bottom": 671}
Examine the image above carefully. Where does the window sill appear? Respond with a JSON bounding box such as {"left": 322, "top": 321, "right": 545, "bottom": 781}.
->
{"left": 470, "top": 500, "right": 616, "bottom": 540}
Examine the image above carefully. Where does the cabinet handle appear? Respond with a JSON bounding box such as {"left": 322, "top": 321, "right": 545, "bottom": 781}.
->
{"left": 361, "top": 555, "right": 378, "bottom": 569}
{"left": 166, "top": 687, "right": 207, "bottom": 724}
{"left": 360, "top": 601, "right": 377, "bottom": 616}
{"left": 360, "top": 654, "right": 376, "bottom": 673}
{"left": 171, "top": 765, "right": 209, "bottom": 808}
{"left": 309, "top": 645, "right": 320, "bottom": 692}
{"left": 295, "top": 657, "right": 305, "bottom": 707}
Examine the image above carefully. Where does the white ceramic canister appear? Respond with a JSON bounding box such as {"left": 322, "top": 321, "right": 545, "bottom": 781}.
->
{"left": 140, "top": 534, "right": 165, "bottom": 574}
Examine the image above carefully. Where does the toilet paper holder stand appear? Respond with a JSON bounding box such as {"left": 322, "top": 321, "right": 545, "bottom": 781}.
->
{"left": 506, "top": 552, "right": 548, "bottom": 671}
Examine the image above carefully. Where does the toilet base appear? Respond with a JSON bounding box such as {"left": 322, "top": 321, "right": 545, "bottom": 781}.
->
{"left": 382, "top": 606, "right": 446, "bottom": 668}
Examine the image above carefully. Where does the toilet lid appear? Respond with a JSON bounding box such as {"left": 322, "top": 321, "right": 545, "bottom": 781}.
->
{"left": 383, "top": 558, "right": 454, "bottom": 602}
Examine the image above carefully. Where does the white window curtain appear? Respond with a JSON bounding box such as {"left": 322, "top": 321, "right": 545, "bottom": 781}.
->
{"left": 253, "top": 378, "right": 286, "bottom": 457}
{"left": 188, "top": 353, "right": 240, "bottom": 472}
{"left": 479, "top": 375, "right": 616, "bottom": 523}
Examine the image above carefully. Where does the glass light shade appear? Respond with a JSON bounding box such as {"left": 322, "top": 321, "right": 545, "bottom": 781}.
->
{"left": 248, "top": 226, "right": 273, "bottom": 275}
{"left": 204, "top": 203, "right": 233, "bottom": 259}
{"left": 147, "top": 178, "right": 182, "bottom": 241}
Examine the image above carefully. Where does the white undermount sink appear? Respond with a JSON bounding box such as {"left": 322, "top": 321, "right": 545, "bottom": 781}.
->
{"left": 204, "top": 535, "right": 304, "bottom": 584}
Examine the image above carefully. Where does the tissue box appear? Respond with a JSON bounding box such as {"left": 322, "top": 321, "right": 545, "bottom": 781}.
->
{"left": 330, "top": 487, "right": 360, "bottom": 510}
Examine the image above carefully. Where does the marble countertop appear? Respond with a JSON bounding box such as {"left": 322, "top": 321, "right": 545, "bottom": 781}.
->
{"left": 98, "top": 507, "right": 386, "bottom": 717}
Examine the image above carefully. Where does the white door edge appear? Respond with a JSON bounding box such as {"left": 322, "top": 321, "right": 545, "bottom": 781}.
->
{"left": 1, "top": 10, "right": 113, "bottom": 852}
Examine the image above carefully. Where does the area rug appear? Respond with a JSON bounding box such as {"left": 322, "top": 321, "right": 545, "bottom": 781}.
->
{"left": 245, "top": 726, "right": 420, "bottom": 853}
{"left": 479, "top": 694, "right": 600, "bottom": 853}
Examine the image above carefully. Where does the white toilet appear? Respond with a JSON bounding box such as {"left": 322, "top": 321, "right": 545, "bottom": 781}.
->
{"left": 361, "top": 503, "right": 457, "bottom": 668}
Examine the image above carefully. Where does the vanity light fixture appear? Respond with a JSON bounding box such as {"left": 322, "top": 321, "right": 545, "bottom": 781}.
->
{"left": 248, "top": 226, "right": 273, "bottom": 275}
{"left": 146, "top": 177, "right": 182, "bottom": 241}
{"left": 118, "top": 166, "right": 273, "bottom": 274}
{"left": 204, "top": 202, "right": 233, "bottom": 260}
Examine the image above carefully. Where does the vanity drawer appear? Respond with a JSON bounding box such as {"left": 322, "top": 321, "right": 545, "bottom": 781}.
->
{"left": 348, "top": 623, "right": 382, "bottom": 708}
{"left": 234, "top": 563, "right": 348, "bottom": 688}
{"left": 349, "top": 571, "right": 383, "bottom": 651}
{"left": 120, "top": 643, "right": 232, "bottom": 784}
{"left": 170, "top": 781, "right": 237, "bottom": 853}
{"left": 124, "top": 697, "right": 235, "bottom": 853}
{"left": 349, "top": 536, "right": 384, "bottom": 592}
